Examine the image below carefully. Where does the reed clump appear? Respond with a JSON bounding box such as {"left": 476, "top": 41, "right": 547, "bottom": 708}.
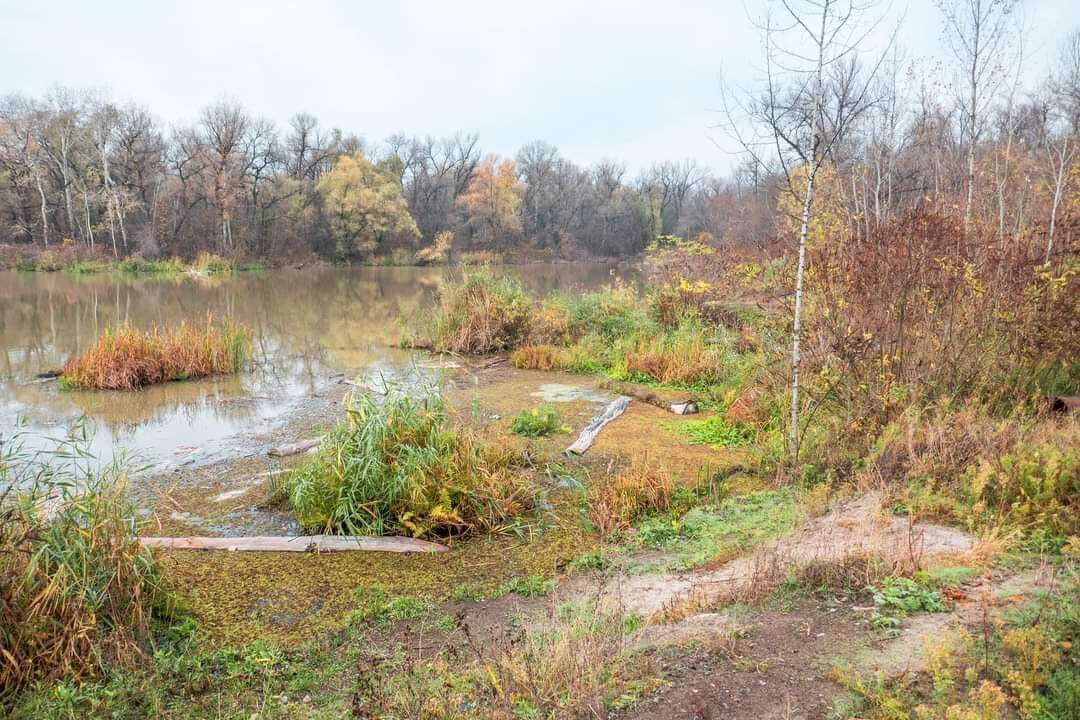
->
{"left": 0, "top": 433, "right": 165, "bottom": 699}
{"left": 423, "top": 270, "right": 531, "bottom": 353}
{"left": 283, "top": 387, "right": 535, "bottom": 539}
{"left": 587, "top": 456, "right": 675, "bottom": 535}
{"left": 60, "top": 317, "right": 251, "bottom": 390}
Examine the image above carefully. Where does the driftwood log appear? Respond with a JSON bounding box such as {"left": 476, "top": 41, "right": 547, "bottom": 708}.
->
{"left": 139, "top": 535, "right": 449, "bottom": 553}
{"left": 565, "top": 396, "right": 630, "bottom": 455}
{"left": 267, "top": 438, "right": 321, "bottom": 457}
{"left": 598, "top": 380, "right": 698, "bottom": 415}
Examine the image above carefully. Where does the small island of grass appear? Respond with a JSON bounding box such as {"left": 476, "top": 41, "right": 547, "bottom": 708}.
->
{"left": 59, "top": 318, "right": 251, "bottom": 391}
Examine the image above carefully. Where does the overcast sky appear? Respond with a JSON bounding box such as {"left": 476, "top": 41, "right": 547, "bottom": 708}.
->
{"left": 3, "top": 0, "right": 1078, "bottom": 173}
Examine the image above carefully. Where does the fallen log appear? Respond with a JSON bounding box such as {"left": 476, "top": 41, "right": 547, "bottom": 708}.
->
{"left": 139, "top": 534, "right": 449, "bottom": 553}
{"left": 565, "top": 396, "right": 630, "bottom": 455}
{"left": 267, "top": 438, "right": 321, "bottom": 457}
{"left": 598, "top": 380, "right": 697, "bottom": 415}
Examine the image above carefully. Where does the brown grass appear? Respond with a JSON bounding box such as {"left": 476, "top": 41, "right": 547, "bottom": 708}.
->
{"left": 511, "top": 344, "right": 562, "bottom": 371}
{"left": 587, "top": 456, "right": 675, "bottom": 535}
{"left": 60, "top": 316, "right": 250, "bottom": 391}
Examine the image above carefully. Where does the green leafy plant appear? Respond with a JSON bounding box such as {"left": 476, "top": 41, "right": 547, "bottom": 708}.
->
{"left": 870, "top": 576, "right": 945, "bottom": 637}
{"left": 674, "top": 415, "right": 754, "bottom": 448}
{"left": 510, "top": 406, "right": 569, "bottom": 437}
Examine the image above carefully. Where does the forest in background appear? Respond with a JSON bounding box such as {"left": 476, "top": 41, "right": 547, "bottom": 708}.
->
{"left": 0, "top": 10, "right": 1077, "bottom": 268}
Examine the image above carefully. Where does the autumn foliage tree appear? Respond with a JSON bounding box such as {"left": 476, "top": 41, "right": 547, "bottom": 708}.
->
{"left": 456, "top": 155, "right": 523, "bottom": 247}
{"left": 317, "top": 153, "right": 419, "bottom": 259}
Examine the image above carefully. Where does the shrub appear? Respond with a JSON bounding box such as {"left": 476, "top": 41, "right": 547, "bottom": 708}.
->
{"left": 414, "top": 230, "right": 453, "bottom": 265}
{"left": 0, "top": 431, "right": 165, "bottom": 698}
{"left": 511, "top": 344, "right": 562, "bottom": 370}
{"left": 426, "top": 270, "right": 531, "bottom": 353}
{"left": 60, "top": 317, "right": 251, "bottom": 390}
{"left": 191, "top": 251, "right": 233, "bottom": 274}
{"left": 587, "top": 456, "right": 674, "bottom": 535}
{"left": 510, "top": 406, "right": 568, "bottom": 437}
{"left": 283, "top": 387, "right": 535, "bottom": 538}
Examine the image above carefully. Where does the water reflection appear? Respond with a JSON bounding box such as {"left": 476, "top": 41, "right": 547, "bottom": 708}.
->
{"left": 0, "top": 263, "right": 634, "bottom": 466}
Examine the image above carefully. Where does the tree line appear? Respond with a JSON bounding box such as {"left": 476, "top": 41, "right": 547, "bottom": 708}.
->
{"left": 0, "top": 3, "right": 1078, "bottom": 266}
{"left": 0, "top": 91, "right": 738, "bottom": 261}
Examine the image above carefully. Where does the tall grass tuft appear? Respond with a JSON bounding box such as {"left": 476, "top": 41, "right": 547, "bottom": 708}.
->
{"left": 423, "top": 270, "right": 531, "bottom": 353}
{"left": 283, "top": 386, "right": 534, "bottom": 538}
{"left": 190, "top": 251, "right": 234, "bottom": 274}
{"left": 60, "top": 316, "right": 251, "bottom": 391}
{"left": 0, "top": 429, "right": 165, "bottom": 699}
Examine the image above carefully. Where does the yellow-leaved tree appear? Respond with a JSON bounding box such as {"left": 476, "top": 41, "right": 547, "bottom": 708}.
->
{"left": 456, "top": 156, "right": 523, "bottom": 246}
{"left": 776, "top": 163, "right": 851, "bottom": 250}
{"left": 317, "top": 153, "right": 420, "bottom": 258}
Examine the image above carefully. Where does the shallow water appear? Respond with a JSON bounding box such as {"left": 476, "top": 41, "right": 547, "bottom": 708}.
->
{"left": 0, "top": 263, "right": 633, "bottom": 467}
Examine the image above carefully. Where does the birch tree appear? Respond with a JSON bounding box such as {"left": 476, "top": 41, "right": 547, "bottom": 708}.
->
{"left": 724, "top": 0, "right": 893, "bottom": 469}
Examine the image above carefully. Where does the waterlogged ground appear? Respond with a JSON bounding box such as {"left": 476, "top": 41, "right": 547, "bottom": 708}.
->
{"left": 0, "top": 263, "right": 632, "bottom": 467}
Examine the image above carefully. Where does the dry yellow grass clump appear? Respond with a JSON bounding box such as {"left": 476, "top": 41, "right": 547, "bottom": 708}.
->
{"left": 60, "top": 317, "right": 250, "bottom": 391}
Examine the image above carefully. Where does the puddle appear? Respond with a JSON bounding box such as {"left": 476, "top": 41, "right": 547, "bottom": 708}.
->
{"left": 530, "top": 383, "right": 611, "bottom": 403}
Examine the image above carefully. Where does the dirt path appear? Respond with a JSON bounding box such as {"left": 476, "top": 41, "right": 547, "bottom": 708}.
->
{"left": 558, "top": 492, "right": 974, "bottom": 623}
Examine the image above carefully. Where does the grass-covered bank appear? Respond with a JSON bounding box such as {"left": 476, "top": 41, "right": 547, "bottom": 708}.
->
{"left": 7, "top": 247, "right": 263, "bottom": 276}
{"left": 60, "top": 317, "right": 251, "bottom": 391}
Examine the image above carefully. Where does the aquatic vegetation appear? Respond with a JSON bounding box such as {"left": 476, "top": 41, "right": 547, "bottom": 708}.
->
{"left": 510, "top": 405, "right": 568, "bottom": 437}
{"left": 191, "top": 251, "right": 235, "bottom": 273}
{"left": 424, "top": 269, "right": 531, "bottom": 353}
{"left": 59, "top": 317, "right": 250, "bottom": 391}
{"left": 283, "top": 387, "right": 535, "bottom": 538}
{"left": 0, "top": 431, "right": 166, "bottom": 698}
{"left": 115, "top": 256, "right": 188, "bottom": 274}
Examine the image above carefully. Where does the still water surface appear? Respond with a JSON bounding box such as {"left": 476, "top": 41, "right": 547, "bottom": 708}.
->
{"left": 0, "top": 264, "right": 631, "bottom": 467}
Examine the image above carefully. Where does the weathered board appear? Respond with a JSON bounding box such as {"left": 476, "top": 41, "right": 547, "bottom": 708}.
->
{"left": 267, "top": 438, "right": 321, "bottom": 457}
{"left": 139, "top": 534, "right": 450, "bottom": 553}
{"left": 565, "top": 396, "right": 630, "bottom": 455}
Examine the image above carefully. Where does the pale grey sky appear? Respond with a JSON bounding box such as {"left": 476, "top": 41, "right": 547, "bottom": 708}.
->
{"left": 2, "top": 0, "right": 1077, "bottom": 172}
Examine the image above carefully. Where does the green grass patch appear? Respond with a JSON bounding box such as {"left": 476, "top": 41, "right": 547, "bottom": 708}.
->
{"left": 499, "top": 574, "right": 556, "bottom": 597}
{"left": 282, "top": 386, "right": 535, "bottom": 538}
{"left": 629, "top": 489, "right": 800, "bottom": 571}
{"left": 346, "top": 584, "right": 429, "bottom": 628}
{"left": 672, "top": 415, "right": 754, "bottom": 448}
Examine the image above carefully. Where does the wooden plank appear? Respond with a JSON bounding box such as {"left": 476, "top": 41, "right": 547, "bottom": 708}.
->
{"left": 138, "top": 534, "right": 450, "bottom": 553}
{"left": 267, "top": 438, "right": 321, "bottom": 457}
{"left": 565, "top": 396, "right": 630, "bottom": 455}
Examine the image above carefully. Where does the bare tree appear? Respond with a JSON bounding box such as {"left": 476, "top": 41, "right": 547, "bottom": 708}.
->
{"left": 1039, "top": 30, "right": 1080, "bottom": 262}
{"left": 724, "top": 0, "right": 893, "bottom": 468}
{"left": 935, "top": 0, "right": 1019, "bottom": 228}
